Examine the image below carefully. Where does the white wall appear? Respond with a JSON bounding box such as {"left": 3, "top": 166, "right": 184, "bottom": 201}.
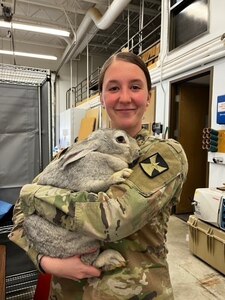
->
{"left": 151, "top": 0, "right": 225, "bottom": 187}
{"left": 160, "top": 0, "right": 225, "bottom": 64}
{"left": 208, "top": 60, "right": 225, "bottom": 186}
{"left": 152, "top": 0, "right": 225, "bottom": 127}
{"left": 211, "top": 60, "right": 225, "bottom": 130}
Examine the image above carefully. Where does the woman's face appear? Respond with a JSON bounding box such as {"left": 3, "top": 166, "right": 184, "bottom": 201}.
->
{"left": 101, "top": 59, "right": 150, "bottom": 137}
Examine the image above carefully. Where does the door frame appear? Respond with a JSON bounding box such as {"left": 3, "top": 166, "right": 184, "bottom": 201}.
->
{"left": 169, "top": 67, "right": 213, "bottom": 213}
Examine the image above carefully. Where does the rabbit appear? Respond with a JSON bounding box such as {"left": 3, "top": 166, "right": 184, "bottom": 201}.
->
{"left": 24, "top": 214, "right": 126, "bottom": 271}
{"left": 37, "top": 128, "right": 140, "bottom": 192}
{"left": 23, "top": 128, "right": 140, "bottom": 271}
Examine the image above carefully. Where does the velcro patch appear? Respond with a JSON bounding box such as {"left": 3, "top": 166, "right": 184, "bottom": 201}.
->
{"left": 139, "top": 152, "right": 169, "bottom": 178}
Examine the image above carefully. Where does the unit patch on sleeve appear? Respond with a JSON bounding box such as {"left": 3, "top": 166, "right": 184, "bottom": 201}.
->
{"left": 139, "top": 152, "right": 169, "bottom": 178}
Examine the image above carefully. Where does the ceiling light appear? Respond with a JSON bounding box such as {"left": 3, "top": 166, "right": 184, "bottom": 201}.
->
{"left": 0, "top": 50, "right": 57, "bottom": 60}
{"left": 0, "top": 20, "right": 70, "bottom": 37}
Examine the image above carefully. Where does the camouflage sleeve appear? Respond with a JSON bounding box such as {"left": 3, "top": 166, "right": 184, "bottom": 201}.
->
{"left": 16, "top": 138, "right": 188, "bottom": 243}
{"left": 8, "top": 192, "right": 45, "bottom": 272}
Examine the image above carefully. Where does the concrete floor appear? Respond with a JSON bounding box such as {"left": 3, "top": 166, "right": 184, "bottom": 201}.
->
{"left": 167, "top": 215, "right": 225, "bottom": 300}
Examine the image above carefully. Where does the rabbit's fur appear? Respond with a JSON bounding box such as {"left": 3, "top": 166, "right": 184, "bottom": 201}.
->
{"left": 23, "top": 129, "right": 140, "bottom": 270}
{"left": 37, "top": 128, "right": 140, "bottom": 192}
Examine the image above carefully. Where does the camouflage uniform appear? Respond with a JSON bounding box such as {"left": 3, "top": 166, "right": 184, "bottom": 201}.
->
{"left": 9, "top": 129, "right": 188, "bottom": 300}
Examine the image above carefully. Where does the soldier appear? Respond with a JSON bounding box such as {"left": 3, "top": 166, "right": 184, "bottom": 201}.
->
{"left": 9, "top": 52, "right": 188, "bottom": 299}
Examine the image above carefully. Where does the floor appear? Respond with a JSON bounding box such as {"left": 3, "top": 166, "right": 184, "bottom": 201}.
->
{"left": 167, "top": 215, "right": 225, "bottom": 300}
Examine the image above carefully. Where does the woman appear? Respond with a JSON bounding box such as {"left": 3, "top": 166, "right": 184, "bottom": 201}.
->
{"left": 9, "top": 52, "right": 188, "bottom": 299}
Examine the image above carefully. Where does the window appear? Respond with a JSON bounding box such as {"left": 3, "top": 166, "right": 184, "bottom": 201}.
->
{"left": 170, "top": 0, "right": 209, "bottom": 51}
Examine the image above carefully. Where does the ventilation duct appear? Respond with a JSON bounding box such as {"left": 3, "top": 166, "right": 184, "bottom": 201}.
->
{"left": 56, "top": 0, "right": 132, "bottom": 74}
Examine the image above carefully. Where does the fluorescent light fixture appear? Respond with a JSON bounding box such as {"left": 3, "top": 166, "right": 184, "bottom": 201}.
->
{"left": 0, "top": 20, "right": 70, "bottom": 37}
{"left": 0, "top": 50, "right": 57, "bottom": 60}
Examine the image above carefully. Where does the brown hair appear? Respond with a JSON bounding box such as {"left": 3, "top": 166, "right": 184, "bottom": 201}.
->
{"left": 98, "top": 52, "right": 152, "bottom": 92}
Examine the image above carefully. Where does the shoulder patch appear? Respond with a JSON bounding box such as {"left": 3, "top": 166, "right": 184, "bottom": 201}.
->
{"left": 139, "top": 152, "right": 169, "bottom": 178}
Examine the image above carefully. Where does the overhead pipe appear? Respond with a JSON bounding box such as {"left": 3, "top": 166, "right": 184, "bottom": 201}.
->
{"left": 56, "top": 0, "right": 132, "bottom": 74}
{"left": 153, "top": 37, "right": 224, "bottom": 78}
{"left": 151, "top": 48, "right": 225, "bottom": 84}
{"left": 160, "top": 36, "right": 222, "bottom": 71}
{"left": 151, "top": 35, "right": 225, "bottom": 84}
{"left": 155, "top": 41, "right": 225, "bottom": 78}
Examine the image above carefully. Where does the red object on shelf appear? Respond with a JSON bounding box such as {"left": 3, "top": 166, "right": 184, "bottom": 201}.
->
{"left": 34, "top": 273, "right": 51, "bottom": 300}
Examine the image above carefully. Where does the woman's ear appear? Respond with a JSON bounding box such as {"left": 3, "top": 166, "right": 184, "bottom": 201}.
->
{"left": 100, "top": 94, "right": 105, "bottom": 108}
{"left": 146, "top": 92, "right": 151, "bottom": 106}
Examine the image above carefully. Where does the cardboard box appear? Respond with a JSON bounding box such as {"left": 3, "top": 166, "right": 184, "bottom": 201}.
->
{"left": 218, "top": 130, "right": 225, "bottom": 153}
{"left": 141, "top": 50, "right": 150, "bottom": 63}
{"left": 77, "top": 117, "right": 96, "bottom": 141}
{"left": 148, "top": 59, "right": 158, "bottom": 70}
{"left": 149, "top": 46, "right": 156, "bottom": 58}
{"left": 188, "top": 215, "right": 225, "bottom": 275}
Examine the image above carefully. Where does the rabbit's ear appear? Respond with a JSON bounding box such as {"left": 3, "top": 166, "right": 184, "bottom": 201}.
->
{"left": 59, "top": 140, "right": 99, "bottom": 169}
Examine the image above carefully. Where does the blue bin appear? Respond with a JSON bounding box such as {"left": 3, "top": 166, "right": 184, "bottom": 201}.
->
{"left": 0, "top": 200, "right": 13, "bottom": 220}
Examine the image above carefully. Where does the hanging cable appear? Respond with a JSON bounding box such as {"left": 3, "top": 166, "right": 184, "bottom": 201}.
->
{"left": 10, "top": 23, "right": 16, "bottom": 65}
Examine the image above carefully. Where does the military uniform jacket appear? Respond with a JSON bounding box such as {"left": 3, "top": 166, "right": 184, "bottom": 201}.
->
{"left": 9, "top": 129, "right": 188, "bottom": 300}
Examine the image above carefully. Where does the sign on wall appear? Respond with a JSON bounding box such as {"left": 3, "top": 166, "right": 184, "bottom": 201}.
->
{"left": 217, "top": 95, "right": 225, "bottom": 124}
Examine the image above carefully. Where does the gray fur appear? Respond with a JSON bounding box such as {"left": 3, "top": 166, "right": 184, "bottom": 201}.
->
{"left": 24, "top": 129, "right": 140, "bottom": 269}
{"left": 37, "top": 128, "right": 140, "bottom": 192}
{"left": 24, "top": 214, "right": 100, "bottom": 265}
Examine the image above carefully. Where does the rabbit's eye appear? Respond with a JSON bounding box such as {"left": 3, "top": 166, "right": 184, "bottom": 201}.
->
{"left": 116, "top": 136, "right": 126, "bottom": 143}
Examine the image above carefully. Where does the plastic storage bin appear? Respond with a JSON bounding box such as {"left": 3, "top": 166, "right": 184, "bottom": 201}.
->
{"left": 188, "top": 215, "right": 225, "bottom": 275}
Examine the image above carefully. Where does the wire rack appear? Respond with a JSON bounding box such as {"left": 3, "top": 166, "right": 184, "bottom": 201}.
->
{"left": 6, "top": 270, "right": 38, "bottom": 300}
{"left": 0, "top": 63, "right": 49, "bottom": 86}
{"left": 1, "top": 225, "right": 38, "bottom": 300}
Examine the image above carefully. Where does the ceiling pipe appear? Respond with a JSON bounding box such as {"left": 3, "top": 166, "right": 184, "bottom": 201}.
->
{"left": 150, "top": 35, "right": 225, "bottom": 85}
{"left": 56, "top": 0, "right": 132, "bottom": 74}
{"left": 153, "top": 38, "right": 223, "bottom": 78}
{"left": 151, "top": 48, "right": 225, "bottom": 85}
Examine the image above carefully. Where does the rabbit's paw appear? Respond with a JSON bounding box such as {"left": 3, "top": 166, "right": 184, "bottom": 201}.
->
{"left": 121, "top": 168, "right": 133, "bottom": 178}
{"left": 110, "top": 168, "right": 133, "bottom": 184}
{"left": 93, "top": 249, "right": 126, "bottom": 271}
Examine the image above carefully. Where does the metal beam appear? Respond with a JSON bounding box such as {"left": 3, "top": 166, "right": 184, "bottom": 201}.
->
{"left": 128, "top": 4, "right": 158, "bottom": 16}
{"left": 144, "top": 0, "right": 161, "bottom": 4}
{"left": 4, "top": 0, "right": 87, "bottom": 15}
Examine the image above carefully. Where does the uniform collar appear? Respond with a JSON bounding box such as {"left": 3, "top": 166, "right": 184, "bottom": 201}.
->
{"left": 135, "top": 128, "right": 150, "bottom": 145}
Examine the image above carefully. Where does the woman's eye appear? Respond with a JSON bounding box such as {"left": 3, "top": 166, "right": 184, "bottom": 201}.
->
{"left": 131, "top": 85, "right": 141, "bottom": 90}
{"left": 109, "top": 86, "right": 119, "bottom": 92}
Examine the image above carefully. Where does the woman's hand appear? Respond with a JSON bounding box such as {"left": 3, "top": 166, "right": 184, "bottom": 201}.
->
{"left": 40, "top": 255, "right": 101, "bottom": 281}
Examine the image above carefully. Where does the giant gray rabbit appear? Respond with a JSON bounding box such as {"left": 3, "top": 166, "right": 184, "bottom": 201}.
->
{"left": 23, "top": 128, "right": 140, "bottom": 271}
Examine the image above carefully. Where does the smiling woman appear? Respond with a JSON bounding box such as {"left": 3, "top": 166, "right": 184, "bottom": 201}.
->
{"left": 9, "top": 52, "right": 188, "bottom": 300}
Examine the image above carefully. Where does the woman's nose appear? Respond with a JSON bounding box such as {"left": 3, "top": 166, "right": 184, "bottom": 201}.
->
{"left": 119, "top": 88, "right": 131, "bottom": 103}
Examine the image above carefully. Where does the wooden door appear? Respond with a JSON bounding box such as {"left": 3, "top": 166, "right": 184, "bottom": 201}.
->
{"left": 174, "top": 83, "right": 209, "bottom": 213}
